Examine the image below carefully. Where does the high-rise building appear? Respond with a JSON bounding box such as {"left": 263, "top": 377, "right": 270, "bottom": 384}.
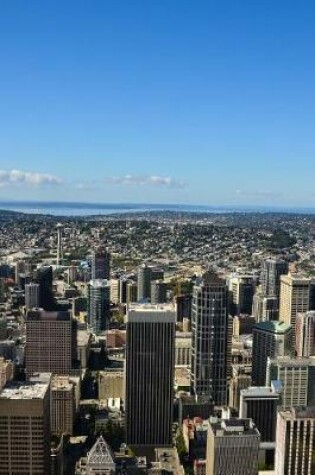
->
{"left": 137, "top": 263, "right": 152, "bottom": 301}
{"left": 88, "top": 279, "right": 110, "bottom": 335}
{"left": 0, "top": 379, "right": 51, "bottom": 475}
{"left": 151, "top": 279, "right": 167, "bottom": 304}
{"left": 76, "top": 435, "right": 116, "bottom": 475}
{"left": 275, "top": 407, "right": 315, "bottom": 475}
{"left": 92, "top": 247, "right": 111, "bottom": 280}
{"left": 206, "top": 418, "right": 260, "bottom": 475}
{"left": 266, "top": 356, "right": 315, "bottom": 408}
{"left": 176, "top": 294, "right": 192, "bottom": 321}
{"left": 228, "top": 366, "right": 251, "bottom": 411}
{"left": 191, "top": 273, "right": 229, "bottom": 405}
{"left": 36, "top": 266, "right": 55, "bottom": 311}
{"left": 15, "top": 259, "right": 25, "bottom": 286}
{"left": 125, "top": 303, "right": 175, "bottom": 446}
{"left": 295, "top": 311, "right": 315, "bottom": 357}
{"left": 240, "top": 384, "right": 282, "bottom": 466}
{"left": 25, "top": 309, "right": 78, "bottom": 378}
{"left": 252, "top": 321, "right": 292, "bottom": 386}
{"left": 119, "top": 278, "right": 129, "bottom": 304}
{"left": 56, "top": 223, "right": 63, "bottom": 267}
{"left": 261, "top": 258, "right": 288, "bottom": 298}
{"left": 51, "top": 375, "right": 80, "bottom": 435}
{"left": 126, "top": 281, "right": 138, "bottom": 304}
{"left": 279, "top": 274, "right": 311, "bottom": 341}
{"left": 25, "top": 282, "right": 40, "bottom": 310}
{"left": 110, "top": 278, "right": 120, "bottom": 304}
{"left": 228, "top": 274, "right": 255, "bottom": 315}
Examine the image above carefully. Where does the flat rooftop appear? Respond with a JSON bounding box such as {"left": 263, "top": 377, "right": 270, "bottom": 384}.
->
{"left": 0, "top": 381, "right": 49, "bottom": 400}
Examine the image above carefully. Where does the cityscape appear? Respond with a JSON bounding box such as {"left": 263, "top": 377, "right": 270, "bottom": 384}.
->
{"left": 0, "top": 208, "right": 314, "bottom": 474}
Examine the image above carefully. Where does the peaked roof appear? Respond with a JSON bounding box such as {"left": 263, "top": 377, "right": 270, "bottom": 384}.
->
{"left": 87, "top": 435, "right": 115, "bottom": 467}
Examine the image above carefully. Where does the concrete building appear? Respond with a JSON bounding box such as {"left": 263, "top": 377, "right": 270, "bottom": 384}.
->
{"left": 137, "top": 263, "right": 152, "bottom": 301}
{"left": 75, "top": 435, "right": 115, "bottom": 475}
{"left": 125, "top": 303, "right": 175, "bottom": 446}
{"left": 51, "top": 375, "right": 80, "bottom": 435}
{"left": 252, "top": 321, "right": 292, "bottom": 386}
{"left": 88, "top": 279, "right": 110, "bottom": 334}
{"left": 191, "top": 272, "right": 229, "bottom": 405}
{"left": 151, "top": 279, "right": 167, "bottom": 304}
{"left": 295, "top": 311, "right": 315, "bottom": 357}
{"left": 0, "top": 379, "right": 51, "bottom": 475}
{"left": 25, "top": 309, "right": 78, "bottom": 378}
{"left": 126, "top": 281, "right": 138, "bottom": 304}
{"left": 275, "top": 407, "right": 315, "bottom": 475}
{"left": 25, "top": 282, "right": 40, "bottom": 310}
{"left": 261, "top": 258, "right": 288, "bottom": 298}
{"left": 206, "top": 418, "right": 260, "bottom": 475}
{"left": 279, "top": 274, "right": 311, "bottom": 341}
{"left": 92, "top": 247, "right": 111, "bottom": 280}
{"left": 98, "top": 369, "right": 125, "bottom": 400}
{"left": 175, "top": 331, "right": 192, "bottom": 366}
{"left": 110, "top": 278, "right": 120, "bottom": 304}
{"left": 228, "top": 365, "right": 251, "bottom": 411}
{"left": 266, "top": 356, "right": 315, "bottom": 408}
{"left": 0, "top": 357, "right": 14, "bottom": 391}
{"left": 150, "top": 448, "right": 185, "bottom": 475}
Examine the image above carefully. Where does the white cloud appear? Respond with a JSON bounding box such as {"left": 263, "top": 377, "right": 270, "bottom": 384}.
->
{"left": 0, "top": 169, "right": 62, "bottom": 187}
{"left": 105, "top": 175, "right": 187, "bottom": 188}
{"left": 235, "top": 189, "right": 282, "bottom": 198}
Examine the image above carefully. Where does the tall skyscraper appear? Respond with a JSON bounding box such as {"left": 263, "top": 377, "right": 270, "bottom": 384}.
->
{"left": 279, "top": 274, "right": 311, "bottom": 341}
{"left": 92, "top": 247, "right": 111, "bottom": 280}
{"left": 0, "top": 379, "right": 51, "bottom": 475}
{"left": 228, "top": 274, "right": 255, "bottom": 315}
{"left": 25, "top": 309, "right": 78, "bottom": 378}
{"left": 275, "top": 407, "right": 315, "bottom": 475}
{"left": 191, "top": 272, "right": 229, "bottom": 405}
{"left": 36, "top": 266, "right": 55, "bottom": 311}
{"left": 88, "top": 279, "right": 111, "bottom": 334}
{"left": 25, "top": 282, "right": 40, "bottom": 310}
{"left": 252, "top": 321, "right": 292, "bottom": 386}
{"left": 137, "top": 263, "right": 152, "bottom": 301}
{"left": 295, "top": 311, "right": 315, "bottom": 357}
{"left": 125, "top": 303, "right": 175, "bottom": 446}
{"left": 206, "top": 418, "right": 260, "bottom": 475}
{"left": 151, "top": 279, "right": 167, "bottom": 304}
{"left": 261, "top": 258, "right": 288, "bottom": 298}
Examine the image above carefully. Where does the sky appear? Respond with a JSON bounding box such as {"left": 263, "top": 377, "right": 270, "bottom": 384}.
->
{"left": 0, "top": 0, "right": 315, "bottom": 207}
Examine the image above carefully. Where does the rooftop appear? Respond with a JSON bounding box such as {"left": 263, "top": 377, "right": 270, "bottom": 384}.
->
{"left": 254, "top": 321, "right": 292, "bottom": 333}
{"left": 0, "top": 380, "right": 49, "bottom": 400}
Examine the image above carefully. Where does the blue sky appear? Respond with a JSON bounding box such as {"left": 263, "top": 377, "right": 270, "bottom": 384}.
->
{"left": 0, "top": 0, "right": 314, "bottom": 206}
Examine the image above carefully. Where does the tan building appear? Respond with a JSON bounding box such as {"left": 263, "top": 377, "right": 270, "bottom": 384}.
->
{"left": 279, "top": 274, "right": 311, "bottom": 340}
{"left": 98, "top": 369, "right": 124, "bottom": 400}
{"left": 51, "top": 375, "right": 80, "bottom": 435}
{"left": 175, "top": 331, "right": 192, "bottom": 367}
{"left": 0, "top": 379, "right": 51, "bottom": 475}
{"left": 0, "top": 357, "right": 14, "bottom": 391}
{"left": 25, "top": 309, "right": 78, "bottom": 378}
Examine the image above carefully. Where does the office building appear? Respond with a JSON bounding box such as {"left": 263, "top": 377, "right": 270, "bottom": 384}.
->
{"left": 88, "top": 279, "right": 110, "bottom": 334}
{"left": 279, "top": 274, "right": 311, "bottom": 340}
{"left": 76, "top": 435, "right": 116, "bottom": 475}
{"left": 25, "top": 309, "right": 78, "bottom": 378}
{"left": 261, "top": 258, "right": 288, "bottom": 298}
{"left": 176, "top": 294, "right": 192, "bottom": 321}
{"left": 206, "top": 418, "right": 260, "bottom": 475}
{"left": 229, "top": 274, "right": 255, "bottom": 315}
{"left": 98, "top": 369, "right": 124, "bottom": 400}
{"left": 191, "top": 272, "right": 229, "bottom": 405}
{"left": 25, "top": 282, "right": 40, "bottom": 310}
{"left": 228, "top": 366, "right": 251, "bottom": 411}
{"left": 266, "top": 356, "right": 315, "bottom": 408}
{"left": 137, "top": 263, "right": 152, "bottom": 301}
{"left": 51, "top": 375, "right": 80, "bottom": 435}
{"left": 0, "top": 379, "right": 51, "bottom": 475}
{"left": 240, "top": 384, "right": 282, "bottom": 466}
{"left": 119, "top": 277, "right": 129, "bottom": 304}
{"left": 126, "top": 281, "right": 138, "bottom": 304}
{"left": 175, "top": 331, "right": 192, "bottom": 367}
{"left": 92, "top": 247, "right": 111, "bottom": 280}
{"left": 36, "top": 266, "right": 55, "bottom": 311}
{"left": 252, "top": 321, "right": 292, "bottom": 386}
{"left": 125, "top": 303, "right": 175, "bottom": 446}
{"left": 151, "top": 279, "right": 167, "bottom": 304}
{"left": 295, "top": 311, "right": 315, "bottom": 357}
{"left": 110, "top": 278, "right": 120, "bottom": 304}
{"left": 275, "top": 407, "right": 315, "bottom": 475}
{"left": 15, "top": 259, "right": 25, "bottom": 286}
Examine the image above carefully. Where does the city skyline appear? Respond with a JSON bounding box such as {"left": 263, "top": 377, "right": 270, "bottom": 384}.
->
{"left": 0, "top": 1, "right": 315, "bottom": 206}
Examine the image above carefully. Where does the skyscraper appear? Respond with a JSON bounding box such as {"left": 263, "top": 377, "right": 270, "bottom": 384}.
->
{"left": 151, "top": 279, "right": 167, "bottom": 304}
{"left": 261, "top": 258, "right": 288, "bottom": 298}
{"left": 88, "top": 279, "right": 111, "bottom": 334}
{"left": 125, "top": 303, "right": 175, "bottom": 446}
{"left": 295, "top": 311, "right": 315, "bottom": 357}
{"left": 279, "top": 274, "right": 311, "bottom": 341}
{"left": 252, "top": 321, "right": 292, "bottom": 386}
{"left": 137, "top": 263, "right": 152, "bottom": 301}
{"left": 0, "top": 379, "right": 51, "bottom": 475}
{"left": 228, "top": 274, "right": 255, "bottom": 315}
{"left": 25, "top": 282, "right": 40, "bottom": 310}
{"left": 25, "top": 309, "right": 78, "bottom": 378}
{"left": 36, "top": 266, "right": 55, "bottom": 311}
{"left": 275, "top": 407, "right": 315, "bottom": 475}
{"left": 92, "top": 247, "right": 111, "bottom": 280}
{"left": 191, "top": 272, "right": 229, "bottom": 405}
{"left": 206, "top": 418, "right": 260, "bottom": 475}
